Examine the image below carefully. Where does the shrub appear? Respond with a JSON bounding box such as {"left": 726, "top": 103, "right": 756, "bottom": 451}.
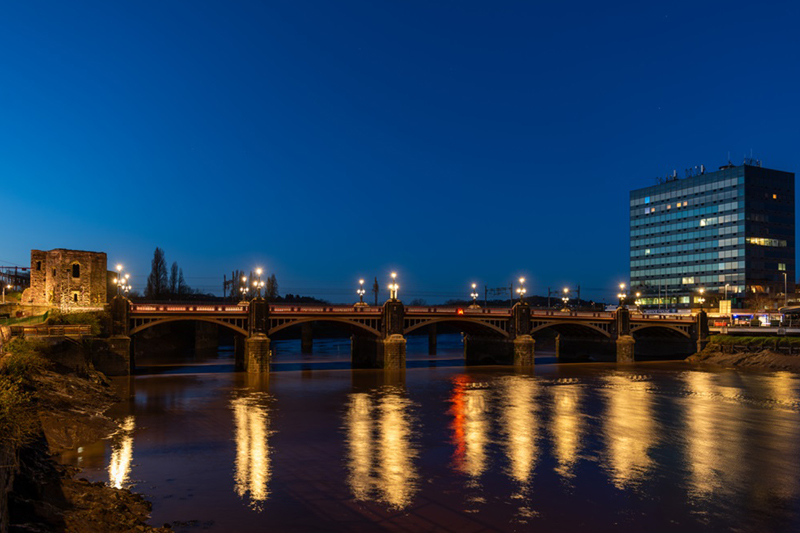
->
{"left": 2, "top": 339, "right": 52, "bottom": 380}
{"left": 47, "top": 310, "right": 108, "bottom": 336}
{"left": 0, "top": 376, "right": 37, "bottom": 444}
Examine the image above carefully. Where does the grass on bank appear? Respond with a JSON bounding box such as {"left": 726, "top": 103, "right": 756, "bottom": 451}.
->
{"left": 46, "top": 310, "right": 108, "bottom": 336}
{"left": 710, "top": 334, "right": 800, "bottom": 347}
{"left": 0, "top": 339, "right": 52, "bottom": 444}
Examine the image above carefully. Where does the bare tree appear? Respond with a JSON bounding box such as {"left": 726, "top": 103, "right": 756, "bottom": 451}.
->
{"left": 169, "top": 262, "right": 179, "bottom": 297}
{"left": 145, "top": 247, "right": 169, "bottom": 300}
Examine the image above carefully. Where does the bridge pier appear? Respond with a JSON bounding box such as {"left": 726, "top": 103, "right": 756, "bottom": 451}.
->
{"left": 245, "top": 334, "right": 271, "bottom": 373}
{"left": 615, "top": 335, "right": 635, "bottom": 363}
{"left": 614, "top": 307, "right": 635, "bottom": 363}
{"left": 234, "top": 336, "right": 245, "bottom": 371}
{"left": 350, "top": 334, "right": 407, "bottom": 370}
{"left": 428, "top": 324, "right": 437, "bottom": 356}
{"left": 301, "top": 322, "right": 313, "bottom": 354}
{"left": 513, "top": 334, "right": 535, "bottom": 366}
{"left": 103, "top": 335, "right": 133, "bottom": 376}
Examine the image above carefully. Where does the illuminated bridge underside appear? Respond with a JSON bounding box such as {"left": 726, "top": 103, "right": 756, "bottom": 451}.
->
{"left": 127, "top": 304, "right": 695, "bottom": 340}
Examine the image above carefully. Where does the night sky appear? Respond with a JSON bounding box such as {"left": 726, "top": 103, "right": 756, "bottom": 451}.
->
{"left": 3, "top": 1, "right": 799, "bottom": 303}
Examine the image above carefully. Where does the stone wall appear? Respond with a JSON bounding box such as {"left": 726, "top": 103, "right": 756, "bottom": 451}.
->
{"left": 28, "top": 249, "right": 107, "bottom": 309}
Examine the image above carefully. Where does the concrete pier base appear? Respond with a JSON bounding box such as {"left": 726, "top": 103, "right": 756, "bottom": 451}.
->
{"left": 301, "top": 322, "right": 313, "bottom": 354}
{"left": 102, "top": 335, "right": 132, "bottom": 376}
{"left": 245, "top": 334, "right": 271, "bottom": 373}
{"left": 234, "top": 336, "right": 245, "bottom": 371}
{"left": 513, "top": 335, "right": 535, "bottom": 366}
{"left": 351, "top": 335, "right": 407, "bottom": 369}
{"left": 616, "top": 335, "right": 635, "bottom": 362}
{"left": 383, "top": 334, "right": 406, "bottom": 370}
{"left": 696, "top": 338, "right": 709, "bottom": 354}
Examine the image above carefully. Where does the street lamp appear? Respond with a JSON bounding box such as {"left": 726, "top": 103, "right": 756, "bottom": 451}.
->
{"left": 724, "top": 283, "right": 731, "bottom": 301}
{"left": 783, "top": 272, "right": 788, "bottom": 307}
{"left": 617, "top": 282, "right": 627, "bottom": 309}
{"left": 516, "top": 277, "right": 527, "bottom": 303}
{"left": 115, "top": 264, "right": 124, "bottom": 296}
{"left": 253, "top": 279, "right": 264, "bottom": 298}
{"left": 388, "top": 272, "right": 399, "bottom": 301}
{"left": 356, "top": 278, "right": 367, "bottom": 306}
{"left": 2, "top": 284, "right": 10, "bottom": 304}
{"left": 697, "top": 287, "right": 706, "bottom": 311}
{"left": 470, "top": 283, "right": 480, "bottom": 308}
{"left": 561, "top": 287, "right": 569, "bottom": 312}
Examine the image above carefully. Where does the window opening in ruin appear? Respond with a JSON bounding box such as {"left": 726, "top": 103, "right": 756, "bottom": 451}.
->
{"left": 72, "top": 263, "right": 80, "bottom": 278}
{"left": 53, "top": 268, "right": 56, "bottom": 277}
{"left": 73, "top": 293, "right": 79, "bottom": 303}
{"left": 36, "top": 261, "right": 41, "bottom": 271}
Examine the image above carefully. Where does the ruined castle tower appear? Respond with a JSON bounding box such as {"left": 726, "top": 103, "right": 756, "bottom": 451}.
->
{"left": 28, "top": 249, "right": 108, "bottom": 308}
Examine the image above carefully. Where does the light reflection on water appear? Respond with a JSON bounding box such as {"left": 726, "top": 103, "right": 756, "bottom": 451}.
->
{"left": 231, "top": 392, "right": 273, "bottom": 510}
{"left": 108, "top": 415, "right": 135, "bottom": 489}
{"left": 61, "top": 361, "right": 800, "bottom": 532}
{"left": 601, "top": 374, "right": 656, "bottom": 489}
{"left": 343, "top": 385, "right": 419, "bottom": 508}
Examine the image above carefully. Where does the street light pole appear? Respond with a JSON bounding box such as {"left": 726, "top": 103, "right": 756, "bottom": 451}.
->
{"left": 470, "top": 283, "right": 480, "bottom": 309}
{"left": 780, "top": 272, "right": 790, "bottom": 325}
{"left": 2, "top": 284, "right": 10, "bottom": 304}
{"left": 516, "top": 277, "right": 527, "bottom": 304}
{"left": 389, "top": 272, "right": 399, "bottom": 301}
{"left": 356, "top": 279, "right": 366, "bottom": 306}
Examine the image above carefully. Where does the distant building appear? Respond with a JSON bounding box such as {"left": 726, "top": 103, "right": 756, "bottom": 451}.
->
{"left": 630, "top": 162, "right": 795, "bottom": 309}
{"left": 27, "top": 249, "right": 109, "bottom": 308}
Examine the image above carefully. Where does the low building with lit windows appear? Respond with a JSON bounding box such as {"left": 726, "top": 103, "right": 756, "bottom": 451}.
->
{"left": 630, "top": 162, "right": 795, "bottom": 309}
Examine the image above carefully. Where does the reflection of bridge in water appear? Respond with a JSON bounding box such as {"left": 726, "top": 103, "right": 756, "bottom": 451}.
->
{"left": 105, "top": 297, "right": 710, "bottom": 374}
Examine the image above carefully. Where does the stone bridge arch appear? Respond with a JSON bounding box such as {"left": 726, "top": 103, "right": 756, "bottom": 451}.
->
{"left": 268, "top": 317, "right": 382, "bottom": 338}
{"left": 129, "top": 317, "right": 249, "bottom": 337}
{"left": 403, "top": 317, "right": 510, "bottom": 338}
{"left": 630, "top": 323, "right": 692, "bottom": 339}
{"left": 530, "top": 320, "right": 613, "bottom": 339}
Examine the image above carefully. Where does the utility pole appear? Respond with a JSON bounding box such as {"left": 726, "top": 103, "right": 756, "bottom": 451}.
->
{"left": 484, "top": 284, "right": 488, "bottom": 308}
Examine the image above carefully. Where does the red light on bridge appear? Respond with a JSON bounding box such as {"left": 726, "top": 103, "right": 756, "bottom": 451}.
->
{"left": 457, "top": 308, "right": 465, "bottom": 315}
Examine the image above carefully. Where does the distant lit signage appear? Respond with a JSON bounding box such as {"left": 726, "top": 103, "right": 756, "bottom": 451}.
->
{"left": 457, "top": 308, "right": 465, "bottom": 315}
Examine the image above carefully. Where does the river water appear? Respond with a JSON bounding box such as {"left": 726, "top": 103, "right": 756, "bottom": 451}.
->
{"left": 61, "top": 335, "right": 800, "bottom": 532}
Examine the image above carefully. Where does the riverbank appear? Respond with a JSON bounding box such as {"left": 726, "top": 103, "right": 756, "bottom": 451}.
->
{"left": 0, "top": 339, "right": 169, "bottom": 532}
{"left": 688, "top": 342, "right": 800, "bottom": 372}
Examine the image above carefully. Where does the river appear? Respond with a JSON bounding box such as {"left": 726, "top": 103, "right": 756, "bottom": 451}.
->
{"left": 61, "top": 335, "right": 800, "bottom": 531}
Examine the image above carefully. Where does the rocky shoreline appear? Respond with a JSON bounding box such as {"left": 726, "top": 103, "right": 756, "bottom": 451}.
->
{"left": 1, "top": 346, "right": 169, "bottom": 532}
{"left": 687, "top": 346, "right": 800, "bottom": 372}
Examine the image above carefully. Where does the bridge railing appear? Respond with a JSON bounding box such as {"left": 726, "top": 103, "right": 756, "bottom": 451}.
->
{"left": 130, "top": 304, "right": 248, "bottom": 313}
{"left": 270, "top": 305, "right": 382, "bottom": 314}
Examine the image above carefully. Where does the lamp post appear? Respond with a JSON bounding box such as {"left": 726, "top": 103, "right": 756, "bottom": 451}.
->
{"left": 115, "top": 264, "right": 124, "bottom": 296}
{"left": 561, "top": 287, "right": 569, "bottom": 312}
{"left": 783, "top": 272, "right": 788, "bottom": 307}
{"left": 698, "top": 287, "right": 705, "bottom": 311}
{"left": 516, "top": 277, "right": 527, "bottom": 303}
{"left": 724, "top": 283, "right": 730, "bottom": 301}
{"left": 2, "top": 284, "right": 10, "bottom": 304}
{"left": 388, "top": 272, "right": 399, "bottom": 301}
{"left": 617, "top": 282, "right": 627, "bottom": 309}
{"left": 356, "top": 278, "right": 367, "bottom": 306}
{"left": 470, "top": 283, "right": 480, "bottom": 309}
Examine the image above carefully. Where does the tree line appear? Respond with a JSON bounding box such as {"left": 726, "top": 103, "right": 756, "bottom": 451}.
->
{"left": 144, "top": 247, "right": 207, "bottom": 300}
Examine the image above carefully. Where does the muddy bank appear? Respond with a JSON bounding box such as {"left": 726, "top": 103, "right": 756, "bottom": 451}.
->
{"left": 1, "top": 349, "right": 169, "bottom": 533}
{"left": 687, "top": 346, "right": 800, "bottom": 372}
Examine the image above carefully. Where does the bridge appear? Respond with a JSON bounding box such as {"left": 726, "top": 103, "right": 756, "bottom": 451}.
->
{"left": 104, "top": 296, "right": 709, "bottom": 374}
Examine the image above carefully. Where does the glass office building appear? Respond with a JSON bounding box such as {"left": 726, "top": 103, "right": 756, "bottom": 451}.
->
{"left": 630, "top": 163, "right": 795, "bottom": 308}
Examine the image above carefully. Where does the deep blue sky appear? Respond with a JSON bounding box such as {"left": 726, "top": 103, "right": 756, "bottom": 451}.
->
{"left": 3, "top": 1, "right": 799, "bottom": 303}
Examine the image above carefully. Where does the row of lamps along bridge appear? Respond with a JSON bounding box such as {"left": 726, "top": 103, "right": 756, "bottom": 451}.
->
{"left": 109, "top": 264, "right": 709, "bottom": 311}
